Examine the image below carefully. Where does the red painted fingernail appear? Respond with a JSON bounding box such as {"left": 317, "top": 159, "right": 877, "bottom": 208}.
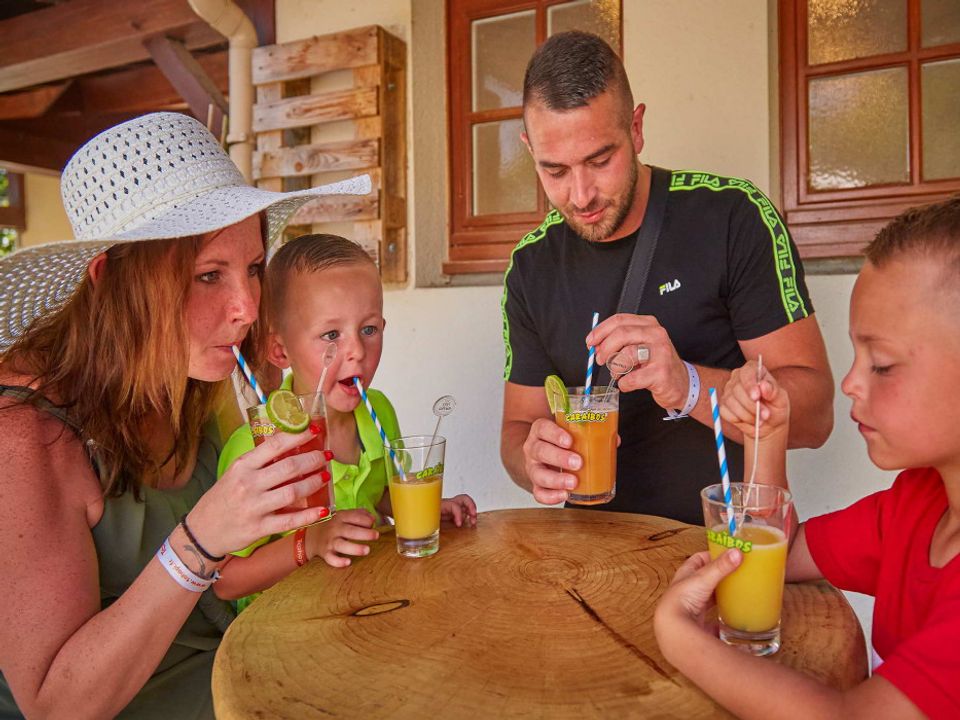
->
{"left": 309, "top": 422, "right": 322, "bottom": 435}
{"left": 317, "top": 507, "right": 330, "bottom": 519}
{"left": 324, "top": 450, "right": 334, "bottom": 461}
{"left": 321, "top": 469, "right": 331, "bottom": 482}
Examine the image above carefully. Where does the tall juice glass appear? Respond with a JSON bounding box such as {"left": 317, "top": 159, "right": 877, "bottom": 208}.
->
{"left": 386, "top": 435, "right": 444, "bottom": 558}
{"left": 554, "top": 386, "right": 619, "bottom": 505}
{"left": 246, "top": 391, "right": 335, "bottom": 518}
{"left": 701, "top": 483, "right": 793, "bottom": 655}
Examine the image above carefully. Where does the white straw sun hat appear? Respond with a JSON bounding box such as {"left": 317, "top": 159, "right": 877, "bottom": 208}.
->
{"left": 0, "top": 111, "right": 371, "bottom": 350}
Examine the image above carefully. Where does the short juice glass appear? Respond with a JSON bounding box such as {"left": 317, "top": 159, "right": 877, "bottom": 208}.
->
{"left": 701, "top": 483, "right": 793, "bottom": 656}
{"left": 247, "top": 391, "right": 335, "bottom": 518}
{"left": 385, "top": 435, "right": 444, "bottom": 558}
{"left": 554, "top": 386, "right": 619, "bottom": 505}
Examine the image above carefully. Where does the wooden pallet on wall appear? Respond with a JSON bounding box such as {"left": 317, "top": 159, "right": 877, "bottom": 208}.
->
{"left": 252, "top": 25, "right": 406, "bottom": 283}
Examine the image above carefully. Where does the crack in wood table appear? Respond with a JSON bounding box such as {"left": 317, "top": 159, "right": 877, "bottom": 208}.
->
{"left": 213, "top": 508, "right": 867, "bottom": 719}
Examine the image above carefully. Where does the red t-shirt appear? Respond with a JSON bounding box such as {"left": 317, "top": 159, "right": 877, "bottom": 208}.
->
{"left": 805, "top": 467, "right": 960, "bottom": 719}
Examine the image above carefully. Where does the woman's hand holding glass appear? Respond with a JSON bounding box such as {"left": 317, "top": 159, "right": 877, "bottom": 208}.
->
{"left": 188, "top": 428, "right": 330, "bottom": 558}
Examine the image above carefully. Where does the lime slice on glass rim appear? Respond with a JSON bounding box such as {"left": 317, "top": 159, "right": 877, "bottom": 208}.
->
{"left": 544, "top": 374, "right": 569, "bottom": 415}
{"left": 266, "top": 389, "right": 310, "bottom": 433}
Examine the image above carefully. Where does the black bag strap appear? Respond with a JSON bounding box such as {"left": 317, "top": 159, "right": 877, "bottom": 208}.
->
{"left": 615, "top": 165, "right": 671, "bottom": 314}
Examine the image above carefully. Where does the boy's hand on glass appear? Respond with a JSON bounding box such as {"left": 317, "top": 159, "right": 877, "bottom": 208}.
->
{"left": 306, "top": 509, "right": 379, "bottom": 568}
{"left": 721, "top": 361, "right": 789, "bottom": 439}
{"left": 655, "top": 549, "right": 741, "bottom": 637}
{"left": 654, "top": 550, "right": 741, "bottom": 662}
{"left": 440, "top": 494, "right": 478, "bottom": 528}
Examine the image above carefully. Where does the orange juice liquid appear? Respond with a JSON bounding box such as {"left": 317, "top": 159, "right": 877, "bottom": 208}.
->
{"left": 707, "top": 524, "right": 787, "bottom": 632}
{"left": 389, "top": 474, "right": 443, "bottom": 539}
{"left": 555, "top": 407, "right": 618, "bottom": 504}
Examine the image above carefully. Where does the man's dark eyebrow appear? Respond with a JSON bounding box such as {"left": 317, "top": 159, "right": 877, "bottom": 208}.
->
{"left": 584, "top": 144, "right": 616, "bottom": 162}
{"left": 537, "top": 143, "right": 617, "bottom": 169}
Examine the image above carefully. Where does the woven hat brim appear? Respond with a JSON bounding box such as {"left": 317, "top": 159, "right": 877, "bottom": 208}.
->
{"left": 104, "top": 174, "right": 371, "bottom": 248}
{"left": 0, "top": 174, "right": 371, "bottom": 350}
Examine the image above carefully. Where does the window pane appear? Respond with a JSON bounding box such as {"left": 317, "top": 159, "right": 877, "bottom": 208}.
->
{"left": 472, "top": 11, "right": 535, "bottom": 112}
{"left": 808, "top": 0, "right": 906, "bottom": 65}
{"left": 472, "top": 119, "right": 537, "bottom": 216}
{"left": 922, "top": 0, "right": 960, "bottom": 47}
{"left": 922, "top": 59, "right": 960, "bottom": 181}
{"left": 548, "top": 0, "right": 621, "bottom": 52}
{"left": 808, "top": 67, "right": 909, "bottom": 190}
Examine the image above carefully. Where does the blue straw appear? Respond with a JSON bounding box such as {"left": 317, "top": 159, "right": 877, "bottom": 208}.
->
{"left": 584, "top": 311, "right": 600, "bottom": 396}
{"left": 231, "top": 345, "right": 266, "bottom": 404}
{"left": 709, "top": 387, "right": 737, "bottom": 536}
{"left": 354, "top": 378, "right": 406, "bottom": 480}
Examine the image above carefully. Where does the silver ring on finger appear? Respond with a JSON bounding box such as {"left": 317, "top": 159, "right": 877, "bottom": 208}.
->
{"left": 636, "top": 345, "right": 650, "bottom": 364}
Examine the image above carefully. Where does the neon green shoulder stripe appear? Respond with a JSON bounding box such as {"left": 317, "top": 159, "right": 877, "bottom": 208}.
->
{"left": 668, "top": 170, "right": 808, "bottom": 323}
{"left": 501, "top": 209, "right": 565, "bottom": 380}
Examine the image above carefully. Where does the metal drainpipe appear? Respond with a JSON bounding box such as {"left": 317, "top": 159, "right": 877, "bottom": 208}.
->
{"left": 187, "top": 0, "right": 257, "bottom": 182}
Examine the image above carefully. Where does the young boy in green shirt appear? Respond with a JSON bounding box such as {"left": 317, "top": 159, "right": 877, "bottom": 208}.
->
{"left": 214, "top": 234, "right": 477, "bottom": 607}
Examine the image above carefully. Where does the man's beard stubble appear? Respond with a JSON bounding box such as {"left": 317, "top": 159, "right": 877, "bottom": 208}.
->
{"left": 561, "top": 159, "right": 639, "bottom": 243}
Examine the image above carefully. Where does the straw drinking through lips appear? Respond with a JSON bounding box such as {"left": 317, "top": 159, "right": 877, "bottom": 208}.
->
{"left": 584, "top": 311, "right": 600, "bottom": 398}
{"left": 231, "top": 345, "right": 266, "bottom": 405}
{"left": 353, "top": 377, "right": 406, "bottom": 480}
{"left": 709, "top": 387, "right": 737, "bottom": 536}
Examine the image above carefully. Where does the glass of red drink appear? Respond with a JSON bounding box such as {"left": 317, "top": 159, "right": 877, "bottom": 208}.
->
{"left": 246, "top": 390, "right": 335, "bottom": 519}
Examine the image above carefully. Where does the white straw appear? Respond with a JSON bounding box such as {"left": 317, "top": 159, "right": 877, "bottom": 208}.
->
{"left": 747, "top": 354, "right": 763, "bottom": 486}
{"left": 311, "top": 343, "right": 337, "bottom": 417}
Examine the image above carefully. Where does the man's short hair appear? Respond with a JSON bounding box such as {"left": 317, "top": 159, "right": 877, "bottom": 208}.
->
{"left": 866, "top": 195, "right": 960, "bottom": 274}
{"left": 522, "top": 31, "right": 633, "bottom": 122}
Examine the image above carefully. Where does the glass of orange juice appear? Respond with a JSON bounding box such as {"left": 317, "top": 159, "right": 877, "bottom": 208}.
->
{"left": 554, "top": 385, "right": 619, "bottom": 505}
{"left": 701, "top": 483, "right": 793, "bottom": 656}
{"left": 386, "top": 435, "right": 445, "bottom": 558}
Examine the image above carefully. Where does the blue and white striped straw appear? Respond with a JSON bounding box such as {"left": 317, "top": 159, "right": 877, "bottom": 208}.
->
{"left": 709, "top": 387, "right": 737, "bottom": 536}
{"left": 354, "top": 377, "right": 406, "bottom": 480}
{"left": 584, "top": 311, "right": 600, "bottom": 397}
{"left": 231, "top": 345, "right": 266, "bottom": 405}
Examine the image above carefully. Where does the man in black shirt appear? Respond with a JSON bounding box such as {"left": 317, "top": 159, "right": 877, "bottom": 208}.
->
{"left": 500, "top": 32, "right": 834, "bottom": 524}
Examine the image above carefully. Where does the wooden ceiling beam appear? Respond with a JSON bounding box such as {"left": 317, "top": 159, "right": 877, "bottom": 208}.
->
{"left": 79, "top": 51, "right": 228, "bottom": 115}
{"left": 0, "top": 124, "right": 77, "bottom": 172}
{"left": 145, "top": 36, "right": 227, "bottom": 136}
{"left": 0, "top": 81, "right": 72, "bottom": 120}
{"left": 0, "top": 0, "right": 226, "bottom": 93}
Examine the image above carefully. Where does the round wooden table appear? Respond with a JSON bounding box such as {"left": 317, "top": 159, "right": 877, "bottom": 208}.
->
{"left": 212, "top": 509, "right": 867, "bottom": 719}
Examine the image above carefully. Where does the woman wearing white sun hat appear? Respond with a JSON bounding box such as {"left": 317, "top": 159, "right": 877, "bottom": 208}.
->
{"left": 0, "top": 112, "right": 370, "bottom": 718}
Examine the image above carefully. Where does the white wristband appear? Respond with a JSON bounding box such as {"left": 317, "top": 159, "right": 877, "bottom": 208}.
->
{"left": 156, "top": 537, "right": 219, "bottom": 593}
{"left": 664, "top": 361, "right": 700, "bottom": 421}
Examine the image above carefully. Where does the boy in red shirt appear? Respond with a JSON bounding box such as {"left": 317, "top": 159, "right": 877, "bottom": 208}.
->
{"left": 655, "top": 196, "right": 960, "bottom": 719}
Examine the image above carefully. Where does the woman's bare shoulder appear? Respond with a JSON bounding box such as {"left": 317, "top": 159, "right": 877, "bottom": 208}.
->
{"left": 0, "top": 374, "right": 102, "bottom": 512}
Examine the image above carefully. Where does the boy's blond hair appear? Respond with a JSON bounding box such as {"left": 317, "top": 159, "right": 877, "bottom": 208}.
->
{"left": 265, "top": 234, "right": 377, "bottom": 332}
{"left": 866, "top": 195, "right": 960, "bottom": 269}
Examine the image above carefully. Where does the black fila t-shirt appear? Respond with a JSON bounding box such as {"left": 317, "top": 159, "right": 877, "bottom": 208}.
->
{"left": 502, "top": 169, "right": 814, "bottom": 524}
